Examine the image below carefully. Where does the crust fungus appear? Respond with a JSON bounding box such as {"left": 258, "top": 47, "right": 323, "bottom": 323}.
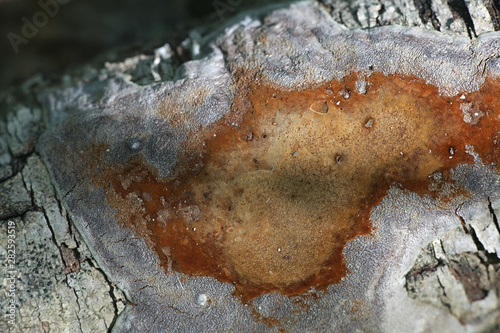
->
{"left": 85, "top": 71, "right": 500, "bottom": 302}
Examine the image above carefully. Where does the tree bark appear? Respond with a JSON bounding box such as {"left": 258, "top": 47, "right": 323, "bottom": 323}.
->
{"left": 1, "top": 1, "right": 499, "bottom": 332}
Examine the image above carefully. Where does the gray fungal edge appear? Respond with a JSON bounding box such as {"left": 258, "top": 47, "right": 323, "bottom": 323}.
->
{"left": 217, "top": 2, "right": 500, "bottom": 95}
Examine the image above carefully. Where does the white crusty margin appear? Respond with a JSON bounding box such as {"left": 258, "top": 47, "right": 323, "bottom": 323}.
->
{"left": 218, "top": 2, "right": 500, "bottom": 95}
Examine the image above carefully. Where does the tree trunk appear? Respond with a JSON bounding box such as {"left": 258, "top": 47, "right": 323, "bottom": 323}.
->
{"left": 1, "top": 1, "right": 499, "bottom": 332}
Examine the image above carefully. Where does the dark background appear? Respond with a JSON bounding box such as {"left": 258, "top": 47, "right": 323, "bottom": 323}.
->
{"left": 0, "top": 0, "right": 277, "bottom": 90}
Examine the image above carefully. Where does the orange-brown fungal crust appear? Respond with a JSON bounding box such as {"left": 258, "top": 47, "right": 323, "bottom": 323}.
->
{"left": 91, "top": 72, "right": 500, "bottom": 302}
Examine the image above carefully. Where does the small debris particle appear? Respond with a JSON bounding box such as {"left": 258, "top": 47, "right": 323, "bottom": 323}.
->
{"left": 461, "top": 102, "right": 484, "bottom": 124}
{"left": 355, "top": 79, "right": 367, "bottom": 94}
{"left": 339, "top": 88, "right": 350, "bottom": 99}
{"left": 292, "top": 151, "right": 298, "bottom": 157}
{"left": 142, "top": 192, "right": 153, "bottom": 202}
{"left": 364, "top": 118, "right": 374, "bottom": 128}
{"left": 243, "top": 131, "right": 254, "bottom": 142}
{"left": 309, "top": 100, "right": 329, "bottom": 114}
{"left": 196, "top": 293, "right": 208, "bottom": 306}
{"left": 61, "top": 245, "right": 80, "bottom": 274}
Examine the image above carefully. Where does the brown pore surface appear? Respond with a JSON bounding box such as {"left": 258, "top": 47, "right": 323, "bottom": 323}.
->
{"left": 92, "top": 72, "right": 500, "bottom": 302}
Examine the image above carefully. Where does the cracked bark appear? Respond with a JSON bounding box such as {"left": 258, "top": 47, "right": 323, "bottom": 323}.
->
{"left": 406, "top": 201, "right": 500, "bottom": 328}
{"left": 0, "top": 109, "right": 127, "bottom": 333}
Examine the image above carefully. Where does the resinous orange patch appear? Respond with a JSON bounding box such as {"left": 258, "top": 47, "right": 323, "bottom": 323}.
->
{"left": 93, "top": 72, "right": 500, "bottom": 301}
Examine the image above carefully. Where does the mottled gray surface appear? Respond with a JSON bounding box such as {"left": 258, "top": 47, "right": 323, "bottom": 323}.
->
{"left": 2, "top": 0, "right": 500, "bottom": 332}
{"left": 321, "top": 0, "right": 497, "bottom": 36}
{"left": 217, "top": 3, "right": 500, "bottom": 94}
{"left": 0, "top": 157, "right": 126, "bottom": 333}
{"left": 0, "top": 91, "right": 126, "bottom": 333}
